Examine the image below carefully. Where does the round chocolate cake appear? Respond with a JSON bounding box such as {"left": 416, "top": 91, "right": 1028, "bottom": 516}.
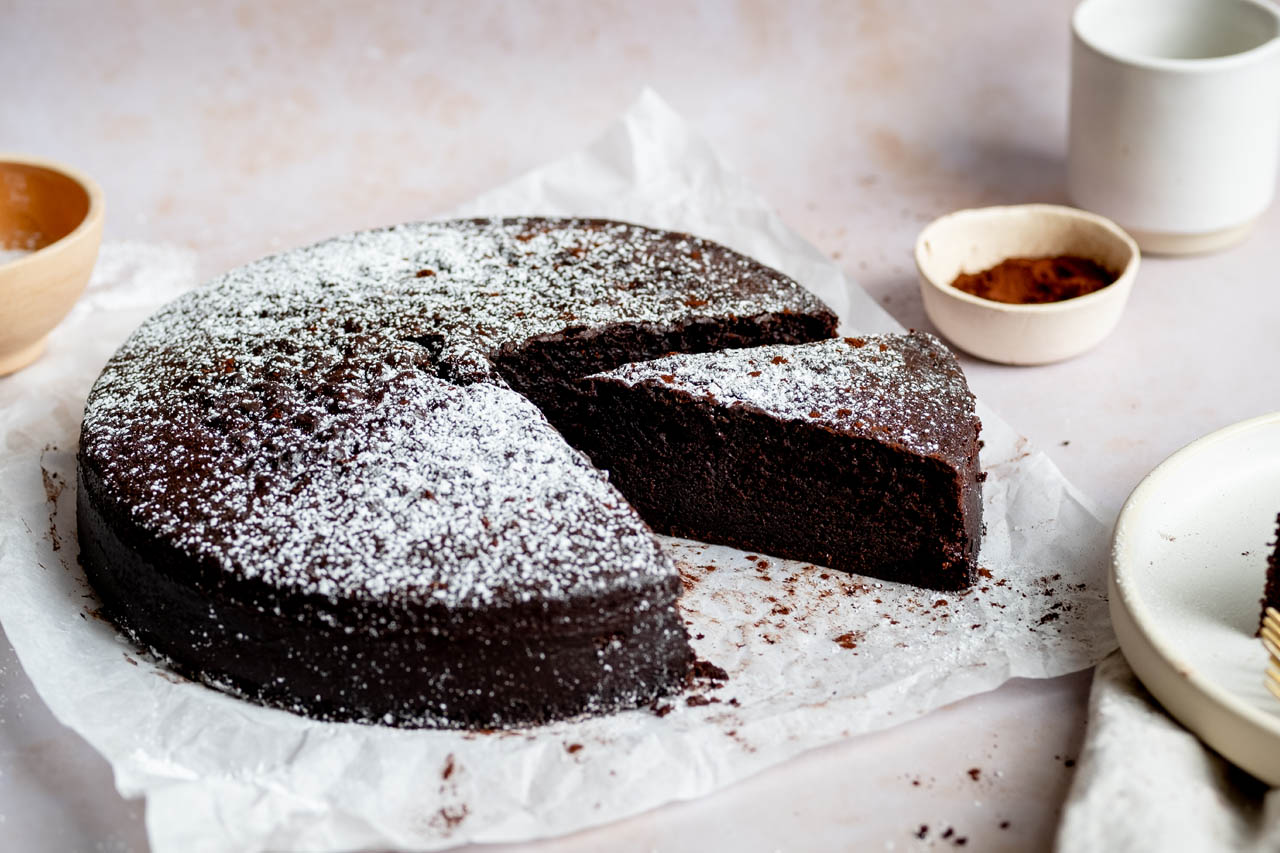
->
{"left": 77, "top": 217, "right": 838, "bottom": 728}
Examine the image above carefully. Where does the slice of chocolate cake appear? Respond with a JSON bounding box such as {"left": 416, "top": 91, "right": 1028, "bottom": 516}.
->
{"left": 582, "top": 333, "right": 984, "bottom": 590}
{"left": 1261, "top": 513, "right": 1280, "bottom": 631}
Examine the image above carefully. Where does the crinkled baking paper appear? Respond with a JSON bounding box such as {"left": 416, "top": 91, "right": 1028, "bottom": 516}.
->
{"left": 0, "top": 91, "right": 1115, "bottom": 853}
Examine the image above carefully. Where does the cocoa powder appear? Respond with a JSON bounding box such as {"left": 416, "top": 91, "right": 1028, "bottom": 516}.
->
{"left": 950, "top": 255, "right": 1115, "bottom": 305}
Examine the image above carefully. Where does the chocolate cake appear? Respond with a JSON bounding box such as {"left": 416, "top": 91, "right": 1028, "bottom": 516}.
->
{"left": 582, "top": 334, "right": 984, "bottom": 590}
{"left": 77, "top": 217, "right": 839, "bottom": 729}
{"left": 1261, "top": 513, "right": 1280, "bottom": 630}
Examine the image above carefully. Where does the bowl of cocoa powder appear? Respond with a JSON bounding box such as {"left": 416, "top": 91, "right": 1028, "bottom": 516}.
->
{"left": 914, "top": 204, "right": 1139, "bottom": 365}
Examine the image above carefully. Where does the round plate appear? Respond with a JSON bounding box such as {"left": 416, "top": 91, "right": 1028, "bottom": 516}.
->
{"left": 1111, "top": 412, "right": 1280, "bottom": 784}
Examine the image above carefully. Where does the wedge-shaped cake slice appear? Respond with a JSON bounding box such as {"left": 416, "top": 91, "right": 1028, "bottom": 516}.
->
{"left": 583, "top": 332, "right": 984, "bottom": 590}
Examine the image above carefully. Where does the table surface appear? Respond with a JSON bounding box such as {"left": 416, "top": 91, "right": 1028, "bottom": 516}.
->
{"left": 2, "top": 1, "right": 1277, "bottom": 850}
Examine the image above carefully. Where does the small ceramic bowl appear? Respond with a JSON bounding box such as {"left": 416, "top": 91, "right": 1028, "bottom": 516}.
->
{"left": 0, "top": 153, "right": 104, "bottom": 376}
{"left": 914, "top": 204, "right": 1139, "bottom": 365}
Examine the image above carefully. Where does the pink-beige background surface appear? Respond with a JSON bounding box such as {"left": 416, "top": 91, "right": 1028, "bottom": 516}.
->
{"left": 2, "top": 1, "right": 1278, "bottom": 850}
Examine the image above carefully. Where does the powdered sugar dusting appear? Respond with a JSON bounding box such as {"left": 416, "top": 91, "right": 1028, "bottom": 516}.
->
{"left": 592, "top": 333, "right": 979, "bottom": 463}
{"left": 217, "top": 378, "right": 670, "bottom": 607}
{"left": 79, "top": 218, "right": 829, "bottom": 607}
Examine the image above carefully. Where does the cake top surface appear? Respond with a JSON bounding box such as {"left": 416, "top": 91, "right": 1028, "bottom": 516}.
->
{"left": 590, "top": 332, "right": 979, "bottom": 464}
{"left": 172, "top": 216, "right": 827, "bottom": 384}
{"left": 80, "top": 218, "right": 833, "bottom": 609}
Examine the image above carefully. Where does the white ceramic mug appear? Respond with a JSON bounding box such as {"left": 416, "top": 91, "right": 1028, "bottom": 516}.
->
{"left": 1068, "top": 0, "right": 1280, "bottom": 254}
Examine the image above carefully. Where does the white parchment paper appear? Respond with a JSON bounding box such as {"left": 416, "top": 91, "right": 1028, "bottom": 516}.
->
{"left": 0, "top": 91, "right": 1116, "bottom": 853}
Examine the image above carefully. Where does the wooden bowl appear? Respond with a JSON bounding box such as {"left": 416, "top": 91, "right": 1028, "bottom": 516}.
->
{"left": 0, "top": 154, "right": 104, "bottom": 375}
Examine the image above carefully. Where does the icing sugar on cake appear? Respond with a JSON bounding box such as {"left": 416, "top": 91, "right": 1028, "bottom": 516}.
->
{"left": 594, "top": 333, "right": 978, "bottom": 464}
{"left": 77, "top": 217, "right": 839, "bottom": 728}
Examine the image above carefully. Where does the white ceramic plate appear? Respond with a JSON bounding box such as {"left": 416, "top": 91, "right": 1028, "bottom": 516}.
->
{"left": 1111, "top": 412, "right": 1280, "bottom": 784}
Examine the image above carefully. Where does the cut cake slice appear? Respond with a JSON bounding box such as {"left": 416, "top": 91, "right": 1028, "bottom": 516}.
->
{"left": 582, "top": 332, "right": 984, "bottom": 590}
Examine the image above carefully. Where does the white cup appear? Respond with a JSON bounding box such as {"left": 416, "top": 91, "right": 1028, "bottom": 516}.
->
{"left": 1068, "top": 0, "right": 1280, "bottom": 254}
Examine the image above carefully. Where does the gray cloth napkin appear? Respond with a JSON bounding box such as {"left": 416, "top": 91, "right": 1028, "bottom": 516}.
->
{"left": 1055, "top": 651, "right": 1280, "bottom": 852}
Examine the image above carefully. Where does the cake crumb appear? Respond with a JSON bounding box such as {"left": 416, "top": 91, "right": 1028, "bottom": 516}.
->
{"left": 687, "top": 659, "right": 729, "bottom": 686}
{"left": 434, "top": 804, "right": 469, "bottom": 830}
{"left": 649, "top": 700, "right": 673, "bottom": 718}
{"left": 833, "top": 631, "right": 862, "bottom": 649}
